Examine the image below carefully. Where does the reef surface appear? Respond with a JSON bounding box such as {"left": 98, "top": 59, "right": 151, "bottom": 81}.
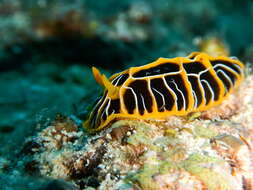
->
{"left": 1, "top": 1, "right": 253, "bottom": 190}
{"left": 15, "top": 72, "right": 253, "bottom": 190}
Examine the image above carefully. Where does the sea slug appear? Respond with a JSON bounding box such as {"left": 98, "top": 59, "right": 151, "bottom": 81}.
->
{"left": 84, "top": 52, "right": 244, "bottom": 132}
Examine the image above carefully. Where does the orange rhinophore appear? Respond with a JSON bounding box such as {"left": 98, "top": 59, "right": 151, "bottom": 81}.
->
{"left": 84, "top": 52, "right": 244, "bottom": 132}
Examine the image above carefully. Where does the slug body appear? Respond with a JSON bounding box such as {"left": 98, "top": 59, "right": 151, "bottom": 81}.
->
{"left": 84, "top": 52, "right": 244, "bottom": 132}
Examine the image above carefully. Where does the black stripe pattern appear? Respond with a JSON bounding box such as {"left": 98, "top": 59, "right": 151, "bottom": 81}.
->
{"left": 86, "top": 54, "right": 244, "bottom": 131}
{"left": 88, "top": 91, "right": 121, "bottom": 129}
{"left": 211, "top": 60, "right": 240, "bottom": 94}
{"left": 112, "top": 74, "right": 129, "bottom": 86}
{"left": 133, "top": 62, "right": 180, "bottom": 78}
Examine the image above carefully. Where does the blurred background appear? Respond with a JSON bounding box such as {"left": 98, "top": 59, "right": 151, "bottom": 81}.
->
{"left": 0, "top": 0, "right": 253, "bottom": 189}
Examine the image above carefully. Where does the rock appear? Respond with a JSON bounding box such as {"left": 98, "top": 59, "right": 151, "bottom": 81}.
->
{"left": 26, "top": 74, "right": 253, "bottom": 189}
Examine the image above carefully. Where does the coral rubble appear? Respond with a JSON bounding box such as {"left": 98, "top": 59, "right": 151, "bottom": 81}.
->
{"left": 25, "top": 74, "right": 253, "bottom": 190}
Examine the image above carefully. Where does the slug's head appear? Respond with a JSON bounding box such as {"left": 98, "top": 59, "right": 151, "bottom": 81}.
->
{"left": 83, "top": 67, "right": 123, "bottom": 133}
{"left": 92, "top": 67, "right": 120, "bottom": 99}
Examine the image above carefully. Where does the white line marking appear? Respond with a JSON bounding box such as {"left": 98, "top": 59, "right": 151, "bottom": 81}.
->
{"left": 90, "top": 94, "right": 107, "bottom": 127}
{"left": 152, "top": 87, "right": 165, "bottom": 111}
{"left": 171, "top": 79, "right": 186, "bottom": 110}
{"left": 232, "top": 64, "right": 243, "bottom": 73}
{"left": 201, "top": 79, "right": 214, "bottom": 102}
{"left": 162, "top": 77, "right": 178, "bottom": 111}
{"left": 147, "top": 79, "right": 157, "bottom": 111}
{"left": 133, "top": 71, "right": 182, "bottom": 79}
{"left": 192, "top": 90, "right": 198, "bottom": 108}
{"left": 105, "top": 98, "right": 111, "bottom": 117}
{"left": 140, "top": 94, "right": 147, "bottom": 112}
{"left": 217, "top": 69, "right": 234, "bottom": 92}
{"left": 124, "top": 86, "right": 139, "bottom": 113}
{"left": 213, "top": 64, "right": 238, "bottom": 76}
{"left": 96, "top": 94, "right": 109, "bottom": 124}
{"left": 114, "top": 74, "right": 124, "bottom": 86}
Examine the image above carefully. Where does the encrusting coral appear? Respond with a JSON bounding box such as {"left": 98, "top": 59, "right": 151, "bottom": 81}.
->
{"left": 23, "top": 71, "right": 253, "bottom": 190}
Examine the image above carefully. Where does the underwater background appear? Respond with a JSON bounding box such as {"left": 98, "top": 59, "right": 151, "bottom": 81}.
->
{"left": 0, "top": 0, "right": 253, "bottom": 189}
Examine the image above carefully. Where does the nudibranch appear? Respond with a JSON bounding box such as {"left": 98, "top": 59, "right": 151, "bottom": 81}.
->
{"left": 84, "top": 52, "right": 244, "bottom": 132}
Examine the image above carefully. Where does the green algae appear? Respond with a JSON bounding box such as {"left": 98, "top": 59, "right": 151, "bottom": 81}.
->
{"left": 126, "top": 159, "right": 174, "bottom": 189}
{"left": 130, "top": 164, "right": 162, "bottom": 190}
{"left": 193, "top": 125, "right": 218, "bottom": 139}
{"left": 84, "top": 187, "right": 96, "bottom": 190}
{"left": 215, "top": 134, "right": 244, "bottom": 150}
{"left": 115, "top": 182, "right": 134, "bottom": 190}
{"left": 185, "top": 167, "right": 231, "bottom": 190}
{"left": 119, "top": 120, "right": 233, "bottom": 189}
{"left": 126, "top": 121, "right": 186, "bottom": 155}
{"left": 187, "top": 112, "right": 202, "bottom": 121}
{"left": 126, "top": 121, "right": 159, "bottom": 151}
{"left": 164, "top": 128, "right": 177, "bottom": 137}
{"left": 182, "top": 154, "right": 231, "bottom": 190}
{"left": 127, "top": 148, "right": 233, "bottom": 190}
